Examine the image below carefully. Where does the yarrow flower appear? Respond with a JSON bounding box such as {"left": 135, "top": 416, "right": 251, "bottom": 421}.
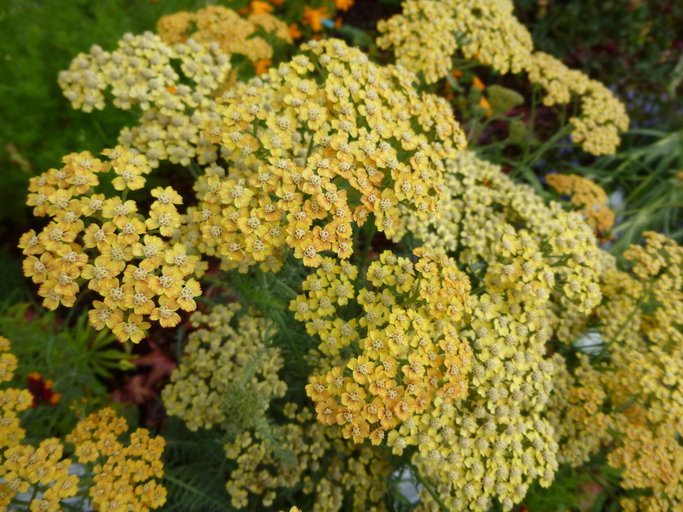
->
{"left": 162, "top": 304, "right": 286, "bottom": 432}
{"left": 58, "top": 30, "right": 232, "bottom": 167}
{"left": 162, "top": 306, "right": 391, "bottom": 511}
{"left": 0, "top": 337, "right": 167, "bottom": 511}
{"left": 184, "top": 38, "right": 466, "bottom": 272}
{"left": 397, "top": 150, "right": 604, "bottom": 339}
{"left": 156, "top": 5, "right": 291, "bottom": 62}
{"left": 224, "top": 404, "right": 392, "bottom": 511}
{"left": 298, "top": 249, "right": 472, "bottom": 447}
{"left": 378, "top": 0, "right": 533, "bottom": 83}
{"left": 547, "top": 233, "right": 683, "bottom": 511}
{"left": 20, "top": 147, "right": 202, "bottom": 343}
{"left": 377, "top": 0, "right": 629, "bottom": 155}
{"left": 545, "top": 173, "right": 615, "bottom": 235}
{"left": 66, "top": 408, "right": 167, "bottom": 512}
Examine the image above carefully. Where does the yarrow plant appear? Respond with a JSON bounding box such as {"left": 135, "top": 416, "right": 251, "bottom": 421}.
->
{"left": 545, "top": 173, "right": 615, "bottom": 236}
{"left": 156, "top": 5, "right": 291, "bottom": 66}
{"left": 550, "top": 232, "right": 683, "bottom": 512}
{"left": 182, "top": 38, "right": 466, "bottom": 272}
{"left": 11, "top": 2, "right": 683, "bottom": 512}
{"left": 162, "top": 304, "right": 393, "bottom": 511}
{"left": 0, "top": 336, "right": 167, "bottom": 511}
{"left": 20, "top": 147, "right": 202, "bottom": 343}
{"left": 299, "top": 249, "right": 473, "bottom": 446}
{"left": 377, "top": 0, "right": 629, "bottom": 155}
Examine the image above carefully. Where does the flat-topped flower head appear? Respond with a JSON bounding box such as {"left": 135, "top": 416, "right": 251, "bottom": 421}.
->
{"left": 377, "top": 0, "right": 628, "bottom": 155}
{"left": 187, "top": 38, "right": 466, "bottom": 271}
{"left": 297, "top": 249, "right": 472, "bottom": 449}
{"left": 20, "top": 148, "right": 202, "bottom": 343}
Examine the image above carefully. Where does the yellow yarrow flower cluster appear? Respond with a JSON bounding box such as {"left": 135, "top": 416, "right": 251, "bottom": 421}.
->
{"left": 58, "top": 31, "right": 231, "bottom": 167}
{"left": 545, "top": 173, "right": 615, "bottom": 234}
{"left": 377, "top": 0, "right": 533, "bottom": 83}
{"left": 548, "top": 233, "right": 682, "bottom": 511}
{"left": 546, "top": 353, "right": 610, "bottom": 466}
{"left": 299, "top": 249, "right": 472, "bottom": 447}
{"left": 1, "top": 336, "right": 73, "bottom": 510}
{"left": 600, "top": 232, "right": 683, "bottom": 430}
{"left": 66, "top": 408, "right": 167, "bottom": 512}
{"left": 20, "top": 148, "right": 201, "bottom": 343}
{"left": 377, "top": 0, "right": 629, "bottom": 155}
{"left": 527, "top": 52, "right": 629, "bottom": 155}
{"left": 410, "top": 225, "right": 558, "bottom": 512}
{"left": 599, "top": 234, "right": 683, "bottom": 511}
{"left": 161, "top": 304, "right": 286, "bottom": 432}
{"left": 157, "top": 5, "right": 291, "bottom": 62}
{"left": 185, "top": 38, "right": 466, "bottom": 272}
{"left": 398, "top": 150, "right": 604, "bottom": 337}
{"left": 0, "top": 337, "right": 34, "bottom": 451}
{"left": 224, "top": 403, "right": 392, "bottom": 512}
{"left": 1, "top": 439, "right": 80, "bottom": 511}
{"left": 608, "top": 421, "right": 683, "bottom": 512}
{"left": 0, "top": 337, "right": 166, "bottom": 511}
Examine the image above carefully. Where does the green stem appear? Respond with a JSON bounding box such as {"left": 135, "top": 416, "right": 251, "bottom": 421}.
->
{"left": 523, "top": 84, "right": 539, "bottom": 162}
{"left": 272, "top": 278, "right": 298, "bottom": 299}
{"left": 358, "top": 221, "right": 377, "bottom": 280}
{"left": 29, "top": 485, "right": 40, "bottom": 502}
{"left": 470, "top": 114, "right": 499, "bottom": 143}
{"left": 524, "top": 124, "right": 572, "bottom": 168}
{"left": 304, "top": 133, "right": 316, "bottom": 166}
{"left": 413, "top": 466, "right": 450, "bottom": 512}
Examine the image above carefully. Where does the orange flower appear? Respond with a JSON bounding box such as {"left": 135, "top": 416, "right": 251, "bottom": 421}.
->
{"left": 479, "top": 97, "right": 492, "bottom": 117}
{"left": 289, "top": 23, "right": 302, "bottom": 40}
{"left": 251, "top": 1, "right": 273, "bottom": 14}
{"left": 254, "top": 59, "right": 271, "bottom": 75}
{"left": 27, "top": 372, "right": 62, "bottom": 407}
{"left": 335, "top": 0, "right": 354, "bottom": 11}
{"left": 472, "top": 76, "right": 486, "bottom": 90}
{"left": 303, "top": 6, "right": 328, "bottom": 32}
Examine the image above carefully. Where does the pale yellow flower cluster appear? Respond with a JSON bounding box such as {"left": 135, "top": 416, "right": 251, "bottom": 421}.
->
{"left": 528, "top": 52, "right": 629, "bottom": 155}
{"left": 545, "top": 173, "right": 615, "bottom": 234}
{"left": 157, "top": 5, "right": 291, "bottom": 62}
{"left": 0, "top": 337, "right": 166, "bottom": 511}
{"left": 398, "top": 151, "right": 604, "bottom": 320}
{"left": 378, "top": 0, "right": 532, "bottom": 83}
{"left": 161, "top": 303, "right": 286, "bottom": 432}
{"left": 20, "top": 147, "right": 202, "bottom": 343}
{"left": 377, "top": 0, "right": 629, "bottom": 154}
{"left": 162, "top": 305, "right": 390, "bottom": 511}
{"left": 411, "top": 225, "right": 559, "bottom": 511}
{"left": 58, "top": 31, "right": 231, "bottom": 167}
{"left": 601, "top": 233, "right": 683, "bottom": 511}
{"left": 548, "top": 233, "right": 683, "bottom": 511}
{"left": 224, "top": 404, "right": 392, "bottom": 512}
{"left": 546, "top": 353, "right": 610, "bottom": 466}
{"left": 183, "top": 38, "right": 466, "bottom": 272}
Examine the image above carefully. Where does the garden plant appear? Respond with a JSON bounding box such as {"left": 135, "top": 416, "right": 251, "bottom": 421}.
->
{"left": 0, "top": 0, "right": 682, "bottom": 511}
